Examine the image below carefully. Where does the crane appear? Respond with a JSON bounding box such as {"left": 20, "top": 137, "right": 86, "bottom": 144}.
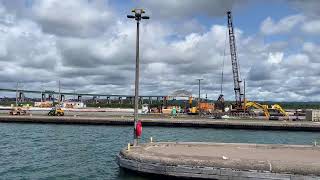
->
{"left": 224, "top": 11, "right": 288, "bottom": 119}
{"left": 227, "top": 11, "right": 244, "bottom": 110}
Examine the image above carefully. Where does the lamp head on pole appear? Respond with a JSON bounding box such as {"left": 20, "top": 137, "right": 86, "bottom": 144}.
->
{"left": 127, "top": 8, "right": 150, "bottom": 21}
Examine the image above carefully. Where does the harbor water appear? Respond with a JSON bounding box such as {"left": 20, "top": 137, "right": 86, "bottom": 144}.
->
{"left": 0, "top": 123, "right": 319, "bottom": 179}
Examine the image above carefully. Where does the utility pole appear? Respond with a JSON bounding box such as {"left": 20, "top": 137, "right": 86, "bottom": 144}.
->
{"left": 40, "top": 85, "right": 42, "bottom": 103}
{"left": 15, "top": 82, "right": 19, "bottom": 107}
{"left": 58, "top": 80, "right": 61, "bottom": 105}
{"left": 127, "top": 9, "right": 150, "bottom": 146}
{"left": 197, "top": 78, "right": 203, "bottom": 117}
{"left": 243, "top": 79, "right": 246, "bottom": 110}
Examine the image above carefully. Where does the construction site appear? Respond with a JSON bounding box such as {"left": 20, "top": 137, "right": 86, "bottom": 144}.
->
{"left": 1, "top": 11, "right": 319, "bottom": 122}
{"left": 0, "top": 8, "right": 318, "bottom": 124}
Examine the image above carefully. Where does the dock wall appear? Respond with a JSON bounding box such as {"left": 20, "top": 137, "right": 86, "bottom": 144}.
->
{"left": 1, "top": 116, "right": 320, "bottom": 131}
{"left": 117, "top": 142, "right": 320, "bottom": 179}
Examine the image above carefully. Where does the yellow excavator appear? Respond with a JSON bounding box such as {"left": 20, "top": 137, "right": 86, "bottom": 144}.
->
{"left": 188, "top": 96, "right": 198, "bottom": 115}
{"left": 271, "top": 104, "right": 288, "bottom": 116}
{"left": 245, "top": 101, "right": 270, "bottom": 118}
{"left": 244, "top": 101, "right": 288, "bottom": 120}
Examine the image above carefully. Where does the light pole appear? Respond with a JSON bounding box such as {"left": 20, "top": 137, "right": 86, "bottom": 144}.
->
{"left": 16, "top": 82, "right": 19, "bottom": 107}
{"left": 58, "top": 80, "right": 61, "bottom": 105}
{"left": 196, "top": 78, "right": 203, "bottom": 117}
{"left": 73, "top": 89, "right": 76, "bottom": 100}
{"left": 127, "top": 9, "right": 149, "bottom": 146}
{"left": 40, "top": 83, "right": 43, "bottom": 103}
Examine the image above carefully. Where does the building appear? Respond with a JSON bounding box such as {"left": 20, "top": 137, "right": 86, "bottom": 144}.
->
{"left": 62, "top": 102, "right": 86, "bottom": 109}
{"left": 305, "top": 110, "right": 320, "bottom": 121}
{"left": 34, "top": 101, "right": 53, "bottom": 108}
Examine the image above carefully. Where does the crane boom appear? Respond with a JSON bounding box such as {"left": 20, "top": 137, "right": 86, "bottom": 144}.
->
{"left": 227, "top": 11, "right": 242, "bottom": 108}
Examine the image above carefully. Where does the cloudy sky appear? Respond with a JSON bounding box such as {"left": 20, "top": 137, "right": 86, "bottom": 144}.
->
{"left": 0, "top": 0, "right": 319, "bottom": 101}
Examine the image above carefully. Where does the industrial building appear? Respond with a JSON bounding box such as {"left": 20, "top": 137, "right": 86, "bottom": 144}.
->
{"left": 306, "top": 110, "right": 320, "bottom": 121}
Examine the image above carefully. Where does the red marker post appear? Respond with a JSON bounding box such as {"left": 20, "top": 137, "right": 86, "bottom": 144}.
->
{"left": 136, "top": 120, "right": 142, "bottom": 138}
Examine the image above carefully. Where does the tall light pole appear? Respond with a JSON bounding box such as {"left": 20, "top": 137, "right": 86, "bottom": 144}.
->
{"left": 127, "top": 9, "right": 149, "bottom": 146}
{"left": 58, "top": 80, "right": 61, "bottom": 105}
{"left": 73, "top": 89, "right": 76, "bottom": 100}
{"left": 196, "top": 78, "right": 203, "bottom": 117}
{"left": 40, "top": 83, "right": 43, "bottom": 103}
{"left": 16, "top": 82, "right": 19, "bottom": 107}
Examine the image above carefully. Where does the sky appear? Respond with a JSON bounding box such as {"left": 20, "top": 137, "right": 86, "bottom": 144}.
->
{"left": 0, "top": 0, "right": 320, "bottom": 102}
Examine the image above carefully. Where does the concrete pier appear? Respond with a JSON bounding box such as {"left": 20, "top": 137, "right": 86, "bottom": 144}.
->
{"left": 117, "top": 142, "right": 320, "bottom": 179}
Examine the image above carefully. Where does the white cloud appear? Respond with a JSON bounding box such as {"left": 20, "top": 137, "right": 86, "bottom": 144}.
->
{"left": 260, "top": 14, "right": 305, "bottom": 35}
{"left": 174, "top": 19, "right": 206, "bottom": 36}
{"left": 303, "top": 42, "right": 320, "bottom": 62}
{"left": 31, "top": 0, "right": 114, "bottom": 37}
{"left": 289, "top": 0, "right": 320, "bottom": 17}
{"left": 267, "top": 52, "right": 283, "bottom": 64}
{"left": 0, "top": 0, "right": 320, "bottom": 102}
{"left": 282, "top": 54, "right": 309, "bottom": 70}
{"left": 301, "top": 20, "right": 320, "bottom": 35}
{"left": 140, "top": 0, "right": 244, "bottom": 19}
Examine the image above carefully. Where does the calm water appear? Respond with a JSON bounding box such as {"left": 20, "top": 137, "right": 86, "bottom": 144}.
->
{"left": 0, "top": 123, "right": 320, "bottom": 179}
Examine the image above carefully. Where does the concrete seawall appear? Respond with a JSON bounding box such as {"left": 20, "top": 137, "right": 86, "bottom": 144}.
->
{"left": 1, "top": 115, "right": 320, "bottom": 131}
{"left": 117, "top": 142, "right": 320, "bottom": 179}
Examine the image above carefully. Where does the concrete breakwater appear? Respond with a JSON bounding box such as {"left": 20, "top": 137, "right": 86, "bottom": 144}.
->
{"left": 117, "top": 142, "right": 320, "bottom": 179}
{"left": 1, "top": 115, "right": 320, "bottom": 131}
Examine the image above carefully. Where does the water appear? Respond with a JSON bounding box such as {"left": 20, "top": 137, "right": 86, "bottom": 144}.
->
{"left": 0, "top": 123, "right": 319, "bottom": 179}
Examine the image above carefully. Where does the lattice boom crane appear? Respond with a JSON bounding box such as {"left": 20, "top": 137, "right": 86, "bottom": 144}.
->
{"left": 227, "top": 11, "right": 243, "bottom": 109}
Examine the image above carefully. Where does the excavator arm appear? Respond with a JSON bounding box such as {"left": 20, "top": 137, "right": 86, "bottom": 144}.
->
{"left": 245, "top": 101, "right": 270, "bottom": 119}
{"left": 271, "top": 104, "right": 288, "bottom": 117}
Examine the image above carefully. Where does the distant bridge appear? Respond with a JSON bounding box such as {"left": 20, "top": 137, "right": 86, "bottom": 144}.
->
{"left": 0, "top": 88, "right": 166, "bottom": 98}
{"left": 0, "top": 88, "right": 171, "bottom": 104}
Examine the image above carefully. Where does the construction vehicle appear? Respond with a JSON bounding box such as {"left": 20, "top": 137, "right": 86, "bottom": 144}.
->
{"left": 187, "top": 96, "right": 214, "bottom": 115}
{"left": 215, "top": 11, "right": 245, "bottom": 112}
{"left": 187, "top": 96, "right": 198, "bottom": 115}
{"left": 215, "top": 94, "right": 225, "bottom": 112}
{"left": 224, "top": 11, "right": 287, "bottom": 119}
{"left": 199, "top": 102, "right": 215, "bottom": 114}
{"left": 244, "top": 101, "right": 270, "bottom": 118}
{"left": 9, "top": 107, "right": 28, "bottom": 115}
{"left": 271, "top": 104, "right": 288, "bottom": 116}
{"left": 48, "top": 106, "right": 64, "bottom": 116}
{"left": 227, "top": 11, "right": 244, "bottom": 111}
{"left": 268, "top": 104, "right": 289, "bottom": 120}
{"left": 244, "top": 101, "right": 288, "bottom": 120}
{"left": 188, "top": 107, "right": 198, "bottom": 115}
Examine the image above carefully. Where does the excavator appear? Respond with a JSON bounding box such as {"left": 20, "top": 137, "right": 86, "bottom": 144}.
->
{"left": 219, "top": 11, "right": 288, "bottom": 120}
{"left": 188, "top": 96, "right": 198, "bottom": 115}
{"left": 244, "top": 101, "right": 270, "bottom": 118}
{"left": 269, "top": 104, "right": 289, "bottom": 120}
{"left": 244, "top": 101, "right": 288, "bottom": 120}
{"left": 271, "top": 104, "right": 288, "bottom": 117}
{"left": 215, "top": 94, "right": 225, "bottom": 112}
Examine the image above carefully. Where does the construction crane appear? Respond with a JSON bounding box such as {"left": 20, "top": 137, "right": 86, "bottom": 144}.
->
{"left": 227, "top": 11, "right": 244, "bottom": 110}
{"left": 225, "top": 11, "right": 288, "bottom": 120}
